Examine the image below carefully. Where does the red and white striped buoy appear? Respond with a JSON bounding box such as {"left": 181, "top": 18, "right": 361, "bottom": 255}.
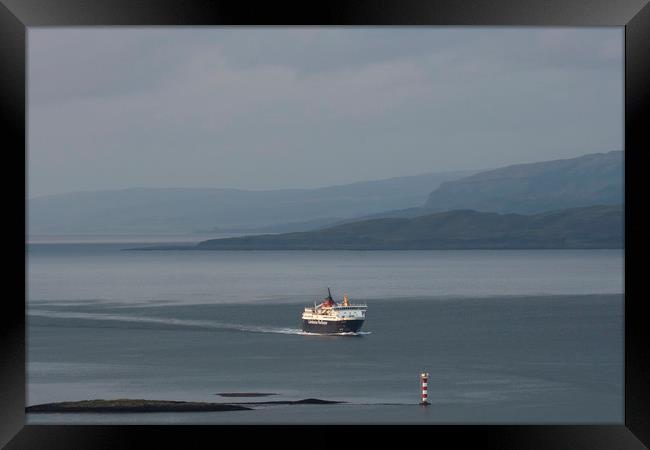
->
{"left": 420, "top": 372, "right": 430, "bottom": 405}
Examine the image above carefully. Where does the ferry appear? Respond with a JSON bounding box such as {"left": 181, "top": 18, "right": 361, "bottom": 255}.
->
{"left": 301, "top": 288, "right": 367, "bottom": 334}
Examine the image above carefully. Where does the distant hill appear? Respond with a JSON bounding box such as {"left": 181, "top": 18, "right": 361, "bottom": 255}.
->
{"left": 311, "top": 151, "right": 624, "bottom": 226}
{"left": 29, "top": 151, "right": 624, "bottom": 236}
{"left": 192, "top": 205, "right": 622, "bottom": 250}
{"left": 28, "top": 170, "right": 474, "bottom": 234}
{"left": 424, "top": 151, "right": 623, "bottom": 214}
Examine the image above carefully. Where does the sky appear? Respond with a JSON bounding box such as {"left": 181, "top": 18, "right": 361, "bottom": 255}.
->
{"left": 28, "top": 27, "right": 623, "bottom": 198}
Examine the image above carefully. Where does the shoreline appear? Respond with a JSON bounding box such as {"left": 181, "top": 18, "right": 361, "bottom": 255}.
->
{"left": 124, "top": 245, "right": 624, "bottom": 251}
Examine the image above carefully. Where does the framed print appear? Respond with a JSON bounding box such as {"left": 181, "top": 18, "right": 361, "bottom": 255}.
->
{"left": 2, "top": 0, "right": 649, "bottom": 448}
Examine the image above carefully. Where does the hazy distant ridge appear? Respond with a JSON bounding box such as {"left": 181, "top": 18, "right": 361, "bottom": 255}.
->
{"left": 28, "top": 171, "right": 474, "bottom": 234}
{"left": 29, "top": 151, "right": 624, "bottom": 236}
{"left": 424, "top": 151, "right": 623, "bottom": 214}
{"left": 315, "top": 151, "right": 624, "bottom": 227}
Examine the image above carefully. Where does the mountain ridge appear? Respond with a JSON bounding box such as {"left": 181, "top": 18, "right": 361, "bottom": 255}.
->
{"left": 424, "top": 150, "right": 622, "bottom": 214}
{"left": 322, "top": 150, "right": 623, "bottom": 227}
{"left": 29, "top": 151, "right": 624, "bottom": 235}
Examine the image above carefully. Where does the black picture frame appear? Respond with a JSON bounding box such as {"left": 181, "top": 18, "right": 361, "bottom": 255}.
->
{"left": 2, "top": 0, "right": 648, "bottom": 448}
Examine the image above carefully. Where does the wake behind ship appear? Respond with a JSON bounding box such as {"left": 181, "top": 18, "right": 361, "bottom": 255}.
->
{"left": 301, "top": 288, "right": 367, "bottom": 334}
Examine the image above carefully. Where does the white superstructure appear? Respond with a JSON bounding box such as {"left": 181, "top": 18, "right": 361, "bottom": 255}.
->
{"left": 301, "top": 289, "right": 367, "bottom": 334}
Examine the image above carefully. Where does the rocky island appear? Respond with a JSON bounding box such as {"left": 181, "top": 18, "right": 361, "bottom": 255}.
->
{"left": 26, "top": 399, "right": 252, "bottom": 413}
{"left": 26, "top": 398, "right": 345, "bottom": 413}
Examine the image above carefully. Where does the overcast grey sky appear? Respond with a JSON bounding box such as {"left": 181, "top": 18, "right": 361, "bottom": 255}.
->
{"left": 28, "top": 27, "right": 623, "bottom": 197}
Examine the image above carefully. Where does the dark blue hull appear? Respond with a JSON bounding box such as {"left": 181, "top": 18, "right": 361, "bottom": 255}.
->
{"left": 301, "top": 319, "right": 364, "bottom": 334}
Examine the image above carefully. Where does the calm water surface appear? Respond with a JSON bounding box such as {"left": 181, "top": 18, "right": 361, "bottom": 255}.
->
{"left": 27, "top": 243, "right": 624, "bottom": 424}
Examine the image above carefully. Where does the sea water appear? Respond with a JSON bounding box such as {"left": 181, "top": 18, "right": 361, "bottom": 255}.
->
{"left": 26, "top": 242, "right": 624, "bottom": 424}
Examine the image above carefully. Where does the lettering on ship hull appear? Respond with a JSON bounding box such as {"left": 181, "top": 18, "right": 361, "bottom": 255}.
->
{"left": 301, "top": 289, "right": 367, "bottom": 335}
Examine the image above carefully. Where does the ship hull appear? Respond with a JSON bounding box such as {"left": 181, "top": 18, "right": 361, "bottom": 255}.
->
{"left": 301, "top": 319, "right": 364, "bottom": 334}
